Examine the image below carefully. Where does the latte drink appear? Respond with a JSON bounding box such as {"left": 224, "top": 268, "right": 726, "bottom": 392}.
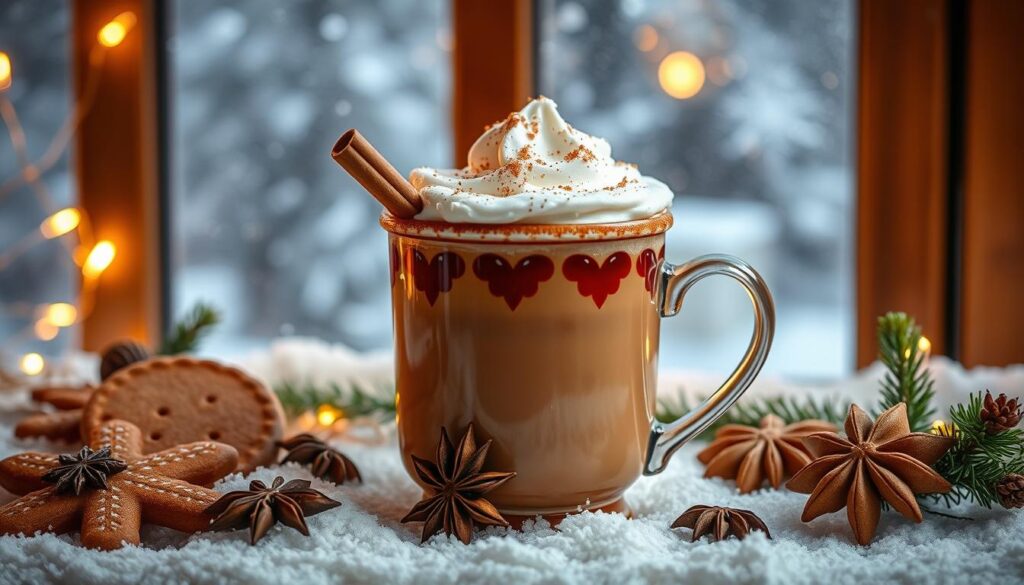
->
{"left": 387, "top": 98, "right": 773, "bottom": 519}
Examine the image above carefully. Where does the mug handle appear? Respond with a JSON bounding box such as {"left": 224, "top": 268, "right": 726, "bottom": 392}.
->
{"left": 643, "top": 254, "right": 775, "bottom": 475}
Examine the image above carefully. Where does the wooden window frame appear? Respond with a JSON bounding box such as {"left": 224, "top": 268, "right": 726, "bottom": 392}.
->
{"left": 74, "top": 0, "right": 1023, "bottom": 367}
{"left": 74, "top": 0, "right": 165, "bottom": 351}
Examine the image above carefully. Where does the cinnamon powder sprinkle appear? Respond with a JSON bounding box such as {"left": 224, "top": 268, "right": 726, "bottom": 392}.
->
{"left": 601, "top": 177, "right": 630, "bottom": 190}
{"left": 564, "top": 145, "right": 596, "bottom": 163}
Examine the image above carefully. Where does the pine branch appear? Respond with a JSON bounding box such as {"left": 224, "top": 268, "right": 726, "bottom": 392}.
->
{"left": 931, "top": 391, "right": 1024, "bottom": 509}
{"left": 875, "top": 312, "right": 935, "bottom": 432}
{"left": 274, "top": 381, "right": 396, "bottom": 419}
{"left": 160, "top": 302, "right": 221, "bottom": 355}
{"left": 657, "top": 394, "right": 848, "bottom": 441}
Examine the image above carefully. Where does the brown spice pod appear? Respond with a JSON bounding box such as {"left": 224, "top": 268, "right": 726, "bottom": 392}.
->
{"left": 81, "top": 357, "right": 285, "bottom": 472}
{"left": 331, "top": 129, "right": 422, "bottom": 218}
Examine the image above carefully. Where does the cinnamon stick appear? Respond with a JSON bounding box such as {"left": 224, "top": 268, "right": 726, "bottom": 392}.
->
{"left": 331, "top": 129, "right": 423, "bottom": 218}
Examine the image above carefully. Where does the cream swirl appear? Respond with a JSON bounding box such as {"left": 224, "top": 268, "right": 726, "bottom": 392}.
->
{"left": 410, "top": 97, "right": 673, "bottom": 224}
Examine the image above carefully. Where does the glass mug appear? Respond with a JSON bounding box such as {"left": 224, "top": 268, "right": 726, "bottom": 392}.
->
{"left": 382, "top": 212, "right": 774, "bottom": 520}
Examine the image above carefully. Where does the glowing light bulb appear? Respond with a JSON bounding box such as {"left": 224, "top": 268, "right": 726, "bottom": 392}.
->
{"left": 918, "top": 336, "right": 932, "bottom": 356}
{"left": 19, "top": 353, "right": 45, "bottom": 376}
{"left": 83, "top": 241, "right": 116, "bottom": 279}
{"left": 930, "top": 419, "right": 956, "bottom": 438}
{"left": 0, "top": 52, "right": 11, "bottom": 91}
{"left": 97, "top": 12, "right": 137, "bottom": 48}
{"left": 316, "top": 404, "right": 342, "bottom": 426}
{"left": 658, "top": 51, "right": 706, "bottom": 100}
{"left": 44, "top": 303, "right": 78, "bottom": 327}
{"left": 35, "top": 319, "right": 59, "bottom": 341}
{"left": 39, "top": 208, "right": 81, "bottom": 239}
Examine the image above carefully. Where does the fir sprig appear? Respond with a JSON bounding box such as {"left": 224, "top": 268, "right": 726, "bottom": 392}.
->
{"left": 160, "top": 302, "right": 221, "bottom": 355}
{"left": 931, "top": 391, "right": 1024, "bottom": 508}
{"left": 876, "top": 312, "right": 935, "bottom": 432}
{"left": 657, "top": 394, "right": 848, "bottom": 440}
{"left": 274, "top": 381, "right": 395, "bottom": 419}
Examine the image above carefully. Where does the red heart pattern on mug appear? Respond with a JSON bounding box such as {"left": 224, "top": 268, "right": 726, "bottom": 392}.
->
{"left": 473, "top": 254, "right": 555, "bottom": 310}
{"left": 636, "top": 245, "right": 666, "bottom": 294}
{"left": 562, "top": 252, "right": 632, "bottom": 308}
{"left": 411, "top": 250, "right": 466, "bottom": 305}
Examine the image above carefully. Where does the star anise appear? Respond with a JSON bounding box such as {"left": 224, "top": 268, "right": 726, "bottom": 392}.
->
{"left": 787, "top": 403, "right": 954, "bottom": 545}
{"left": 981, "top": 391, "right": 1021, "bottom": 434}
{"left": 401, "top": 423, "right": 516, "bottom": 544}
{"left": 278, "top": 434, "right": 361, "bottom": 485}
{"left": 41, "top": 446, "right": 127, "bottom": 495}
{"left": 698, "top": 414, "right": 836, "bottom": 493}
{"left": 671, "top": 505, "right": 771, "bottom": 542}
{"left": 205, "top": 476, "right": 341, "bottom": 544}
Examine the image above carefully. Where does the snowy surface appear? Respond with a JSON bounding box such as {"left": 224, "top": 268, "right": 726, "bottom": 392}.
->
{"left": 0, "top": 339, "right": 1022, "bottom": 585}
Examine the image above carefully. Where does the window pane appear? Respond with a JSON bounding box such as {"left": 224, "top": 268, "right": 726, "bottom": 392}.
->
{"left": 539, "top": 0, "right": 855, "bottom": 379}
{"left": 0, "top": 0, "right": 76, "bottom": 365}
{"left": 169, "top": 0, "right": 451, "bottom": 354}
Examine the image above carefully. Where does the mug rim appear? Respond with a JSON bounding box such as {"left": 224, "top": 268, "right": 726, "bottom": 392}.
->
{"left": 379, "top": 211, "right": 673, "bottom": 243}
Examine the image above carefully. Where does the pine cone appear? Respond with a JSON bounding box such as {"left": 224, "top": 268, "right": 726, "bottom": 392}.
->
{"left": 980, "top": 391, "right": 1021, "bottom": 434}
{"left": 995, "top": 473, "right": 1024, "bottom": 509}
{"left": 99, "top": 341, "right": 151, "bottom": 380}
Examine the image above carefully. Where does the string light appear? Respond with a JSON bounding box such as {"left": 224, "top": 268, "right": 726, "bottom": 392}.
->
{"left": 931, "top": 419, "right": 957, "bottom": 438}
{"left": 316, "top": 404, "right": 343, "bottom": 427}
{"left": 43, "top": 302, "right": 77, "bottom": 327}
{"left": 97, "top": 12, "right": 137, "bottom": 48}
{"left": 19, "top": 353, "right": 44, "bottom": 376}
{"left": 82, "top": 240, "right": 116, "bottom": 279}
{"left": 0, "top": 12, "right": 132, "bottom": 361}
{"left": 39, "top": 207, "right": 81, "bottom": 239}
{"left": 0, "top": 52, "right": 10, "bottom": 91}
{"left": 904, "top": 335, "right": 932, "bottom": 360}
{"left": 658, "top": 51, "right": 706, "bottom": 100}
{"left": 918, "top": 336, "right": 932, "bottom": 356}
{"left": 34, "top": 319, "right": 58, "bottom": 341}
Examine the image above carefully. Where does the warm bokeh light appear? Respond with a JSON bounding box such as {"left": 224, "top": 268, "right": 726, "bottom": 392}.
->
{"left": 44, "top": 303, "right": 78, "bottom": 328}
{"left": 97, "top": 12, "right": 137, "bottom": 48}
{"left": 705, "top": 56, "right": 733, "bottom": 86}
{"left": 634, "top": 25, "right": 659, "bottom": 52}
{"left": 931, "top": 419, "right": 956, "bottom": 438}
{"left": 918, "top": 335, "right": 932, "bottom": 356}
{"left": 83, "top": 240, "right": 116, "bottom": 279}
{"left": 34, "top": 319, "right": 59, "bottom": 341}
{"left": 39, "top": 208, "right": 81, "bottom": 239}
{"left": 658, "top": 51, "right": 706, "bottom": 100}
{"left": 316, "top": 404, "right": 342, "bottom": 426}
{"left": 904, "top": 335, "right": 932, "bottom": 360}
{"left": 19, "top": 353, "right": 45, "bottom": 376}
{"left": 0, "top": 52, "right": 11, "bottom": 91}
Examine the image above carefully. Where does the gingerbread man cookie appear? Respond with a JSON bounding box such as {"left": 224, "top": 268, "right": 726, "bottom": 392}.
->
{"left": 0, "top": 419, "right": 238, "bottom": 550}
{"left": 14, "top": 385, "right": 94, "bottom": 442}
{"left": 82, "top": 357, "right": 285, "bottom": 472}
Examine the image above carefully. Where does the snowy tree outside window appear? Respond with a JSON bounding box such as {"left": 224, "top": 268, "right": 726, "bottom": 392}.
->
{"left": 170, "top": 0, "right": 452, "bottom": 354}
{"left": 539, "top": 0, "right": 856, "bottom": 379}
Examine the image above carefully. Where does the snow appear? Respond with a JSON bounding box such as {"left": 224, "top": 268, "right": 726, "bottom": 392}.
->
{"left": 0, "top": 340, "right": 1021, "bottom": 584}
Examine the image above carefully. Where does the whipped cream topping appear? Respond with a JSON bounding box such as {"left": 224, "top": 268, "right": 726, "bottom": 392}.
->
{"left": 410, "top": 97, "right": 674, "bottom": 224}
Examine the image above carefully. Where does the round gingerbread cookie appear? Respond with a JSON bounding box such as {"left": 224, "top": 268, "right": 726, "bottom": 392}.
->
{"left": 81, "top": 357, "right": 284, "bottom": 472}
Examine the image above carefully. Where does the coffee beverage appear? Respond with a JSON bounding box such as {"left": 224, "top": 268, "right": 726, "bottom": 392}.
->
{"left": 385, "top": 98, "right": 773, "bottom": 520}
